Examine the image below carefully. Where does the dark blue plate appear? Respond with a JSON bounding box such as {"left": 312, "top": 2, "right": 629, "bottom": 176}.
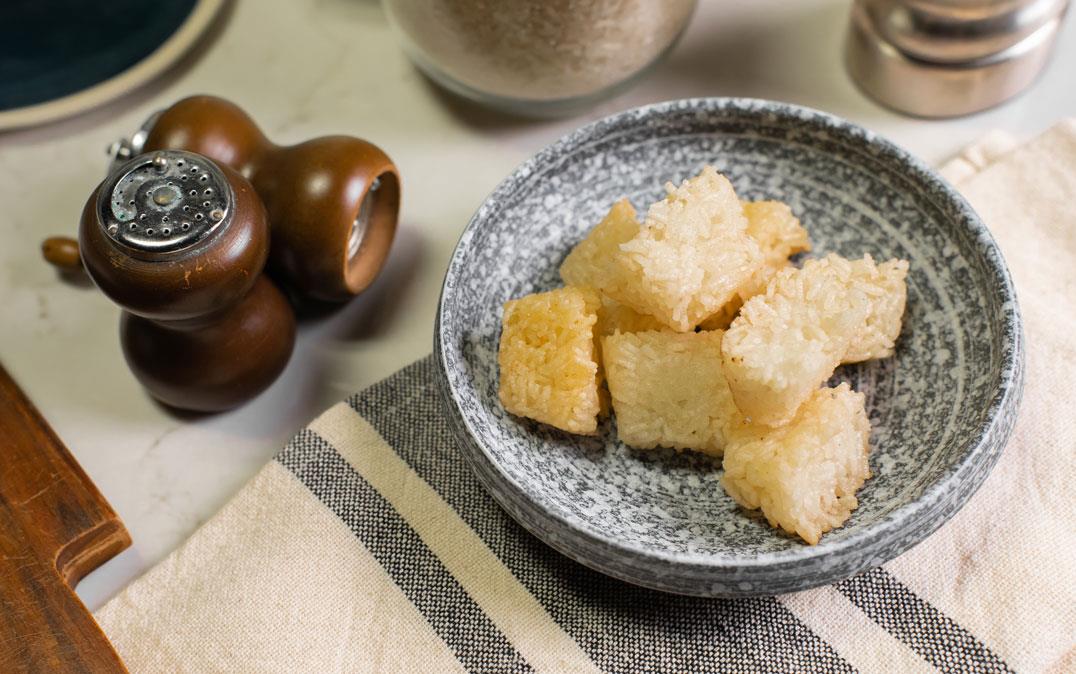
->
{"left": 0, "top": 0, "right": 213, "bottom": 127}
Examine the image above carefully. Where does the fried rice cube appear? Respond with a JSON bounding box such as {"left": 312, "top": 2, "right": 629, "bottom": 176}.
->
{"left": 698, "top": 200, "right": 811, "bottom": 331}
{"left": 721, "top": 383, "right": 871, "bottom": 545}
{"left": 595, "top": 296, "right": 666, "bottom": 337}
{"left": 498, "top": 286, "right": 602, "bottom": 434}
{"left": 559, "top": 199, "right": 664, "bottom": 346}
{"left": 721, "top": 254, "right": 872, "bottom": 427}
{"left": 736, "top": 200, "right": 813, "bottom": 303}
{"left": 589, "top": 296, "right": 666, "bottom": 418}
{"left": 843, "top": 257, "right": 910, "bottom": 363}
{"left": 743, "top": 200, "right": 812, "bottom": 262}
{"left": 602, "top": 329, "right": 738, "bottom": 455}
{"left": 606, "top": 167, "right": 765, "bottom": 332}
{"left": 560, "top": 198, "right": 641, "bottom": 290}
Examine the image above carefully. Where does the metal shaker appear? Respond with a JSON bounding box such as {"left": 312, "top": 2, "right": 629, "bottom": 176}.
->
{"left": 846, "top": 0, "right": 1070, "bottom": 117}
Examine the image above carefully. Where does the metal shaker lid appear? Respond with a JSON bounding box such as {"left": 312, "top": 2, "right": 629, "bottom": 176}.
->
{"left": 845, "top": 0, "right": 1069, "bottom": 117}
{"left": 98, "top": 150, "right": 232, "bottom": 255}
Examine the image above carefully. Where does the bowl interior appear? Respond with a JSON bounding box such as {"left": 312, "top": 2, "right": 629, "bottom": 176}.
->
{"left": 439, "top": 100, "right": 1013, "bottom": 561}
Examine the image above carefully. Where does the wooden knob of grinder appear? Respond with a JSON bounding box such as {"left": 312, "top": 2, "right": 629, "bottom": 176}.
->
{"left": 142, "top": 95, "right": 401, "bottom": 302}
{"left": 78, "top": 150, "right": 295, "bottom": 412}
{"left": 41, "top": 235, "right": 83, "bottom": 271}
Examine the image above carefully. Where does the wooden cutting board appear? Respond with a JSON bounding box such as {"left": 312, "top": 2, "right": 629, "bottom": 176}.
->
{"left": 0, "top": 364, "right": 130, "bottom": 672}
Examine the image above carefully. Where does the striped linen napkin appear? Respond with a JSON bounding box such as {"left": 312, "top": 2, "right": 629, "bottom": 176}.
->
{"left": 95, "top": 122, "right": 1076, "bottom": 673}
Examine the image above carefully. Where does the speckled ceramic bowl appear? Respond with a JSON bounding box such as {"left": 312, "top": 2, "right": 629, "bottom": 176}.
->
{"left": 435, "top": 98, "right": 1023, "bottom": 597}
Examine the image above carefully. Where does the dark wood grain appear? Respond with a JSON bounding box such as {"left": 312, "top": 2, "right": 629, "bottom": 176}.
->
{"left": 144, "top": 94, "right": 400, "bottom": 301}
{"left": 78, "top": 163, "right": 296, "bottom": 412}
{"left": 0, "top": 364, "right": 130, "bottom": 673}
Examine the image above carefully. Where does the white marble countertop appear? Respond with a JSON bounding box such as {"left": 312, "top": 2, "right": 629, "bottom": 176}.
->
{"left": 1, "top": 0, "right": 1073, "bottom": 612}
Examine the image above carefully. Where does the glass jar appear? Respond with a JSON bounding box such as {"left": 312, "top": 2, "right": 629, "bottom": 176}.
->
{"left": 383, "top": 0, "right": 697, "bottom": 116}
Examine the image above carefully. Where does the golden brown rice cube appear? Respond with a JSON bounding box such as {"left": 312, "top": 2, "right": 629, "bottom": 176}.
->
{"left": 843, "top": 256, "right": 910, "bottom": 363}
{"left": 607, "top": 167, "right": 764, "bottom": 332}
{"left": 721, "top": 254, "right": 872, "bottom": 427}
{"left": 743, "top": 200, "right": 812, "bottom": 263}
{"left": 602, "top": 329, "right": 738, "bottom": 455}
{"left": 737, "top": 200, "right": 813, "bottom": 303}
{"left": 560, "top": 199, "right": 641, "bottom": 290}
{"left": 595, "top": 296, "right": 666, "bottom": 337}
{"left": 498, "top": 286, "right": 602, "bottom": 434}
{"left": 590, "top": 296, "right": 667, "bottom": 418}
{"left": 721, "top": 383, "right": 871, "bottom": 545}
{"left": 559, "top": 199, "right": 664, "bottom": 364}
{"left": 698, "top": 200, "right": 811, "bottom": 331}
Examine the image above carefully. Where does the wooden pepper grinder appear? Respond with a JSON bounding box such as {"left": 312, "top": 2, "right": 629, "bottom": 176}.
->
{"left": 44, "top": 95, "right": 401, "bottom": 411}
{"left": 119, "top": 95, "right": 401, "bottom": 301}
{"left": 78, "top": 150, "right": 295, "bottom": 412}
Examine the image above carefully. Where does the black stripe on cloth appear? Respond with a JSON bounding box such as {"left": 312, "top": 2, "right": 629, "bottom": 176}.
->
{"left": 348, "top": 356, "right": 855, "bottom": 674}
{"left": 277, "top": 428, "right": 533, "bottom": 674}
{"left": 837, "top": 567, "right": 1014, "bottom": 673}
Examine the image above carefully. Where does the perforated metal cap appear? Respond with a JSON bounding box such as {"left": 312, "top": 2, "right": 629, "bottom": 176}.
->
{"left": 98, "top": 150, "right": 232, "bottom": 254}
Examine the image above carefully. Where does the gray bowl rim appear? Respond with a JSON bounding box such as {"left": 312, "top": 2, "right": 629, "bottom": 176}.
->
{"left": 435, "top": 97, "right": 1023, "bottom": 582}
